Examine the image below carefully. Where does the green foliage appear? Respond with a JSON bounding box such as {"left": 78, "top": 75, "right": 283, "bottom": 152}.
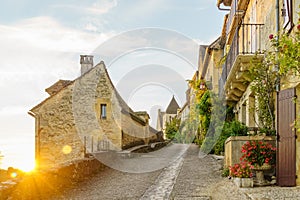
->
{"left": 223, "top": 120, "right": 248, "bottom": 136}
{"left": 165, "top": 117, "right": 181, "bottom": 140}
{"left": 200, "top": 93, "right": 228, "bottom": 154}
{"left": 249, "top": 56, "right": 277, "bottom": 131}
{"left": 197, "top": 90, "right": 212, "bottom": 144}
{"left": 222, "top": 167, "right": 230, "bottom": 177}
{"left": 249, "top": 12, "right": 300, "bottom": 132}
{"left": 274, "top": 24, "right": 300, "bottom": 75}
{"left": 187, "top": 79, "right": 208, "bottom": 102}
{"left": 259, "top": 127, "right": 276, "bottom": 136}
{"left": 213, "top": 120, "right": 248, "bottom": 155}
{"left": 187, "top": 79, "right": 212, "bottom": 146}
{"left": 187, "top": 79, "right": 247, "bottom": 154}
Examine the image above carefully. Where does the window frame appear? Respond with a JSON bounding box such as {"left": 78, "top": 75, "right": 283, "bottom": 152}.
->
{"left": 100, "top": 104, "right": 107, "bottom": 119}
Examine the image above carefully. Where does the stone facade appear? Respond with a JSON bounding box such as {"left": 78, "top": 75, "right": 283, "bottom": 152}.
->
{"left": 29, "top": 58, "right": 162, "bottom": 169}
{"left": 218, "top": 0, "right": 300, "bottom": 186}
{"left": 198, "top": 39, "right": 223, "bottom": 94}
{"left": 156, "top": 96, "right": 180, "bottom": 138}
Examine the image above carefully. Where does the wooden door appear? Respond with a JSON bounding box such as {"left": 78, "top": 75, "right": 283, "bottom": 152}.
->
{"left": 277, "top": 88, "right": 296, "bottom": 186}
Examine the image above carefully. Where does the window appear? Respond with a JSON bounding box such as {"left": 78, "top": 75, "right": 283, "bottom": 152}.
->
{"left": 283, "top": 0, "right": 294, "bottom": 30}
{"left": 100, "top": 104, "right": 107, "bottom": 119}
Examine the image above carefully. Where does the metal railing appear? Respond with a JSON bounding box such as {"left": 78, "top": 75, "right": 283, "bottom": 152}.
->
{"left": 222, "top": 23, "right": 264, "bottom": 83}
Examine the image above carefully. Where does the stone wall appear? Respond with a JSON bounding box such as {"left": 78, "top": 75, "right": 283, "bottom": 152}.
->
{"left": 224, "top": 136, "right": 276, "bottom": 168}
{"left": 35, "top": 84, "right": 85, "bottom": 169}
{"left": 122, "top": 132, "right": 145, "bottom": 149}
{"left": 31, "top": 62, "right": 160, "bottom": 169}
{"left": 73, "top": 63, "right": 122, "bottom": 151}
{"left": 241, "top": 0, "right": 276, "bottom": 53}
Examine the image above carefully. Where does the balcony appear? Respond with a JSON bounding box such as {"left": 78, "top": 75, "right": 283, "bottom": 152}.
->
{"left": 220, "top": 23, "right": 264, "bottom": 101}
{"left": 226, "top": 0, "right": 250, "bottom": 45}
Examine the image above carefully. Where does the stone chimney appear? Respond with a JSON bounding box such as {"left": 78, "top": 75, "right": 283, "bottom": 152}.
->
{"left": 80, "top": 55, "right": 94, "bottom": 75}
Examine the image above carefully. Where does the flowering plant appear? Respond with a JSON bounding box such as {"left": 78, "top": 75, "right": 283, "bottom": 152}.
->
{"left": 229, "top": 162, "right": 253, "bottom": 178}
{"left": 241, "top": 141, "right": 276, "bottom": 167}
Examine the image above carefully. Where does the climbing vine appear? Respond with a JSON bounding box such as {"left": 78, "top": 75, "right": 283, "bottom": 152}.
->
{"left": 249, "top": 13, "right": 300, "bottom": 133}
{"left": 187, "top": 79, "right": 211, "bottom": 145}
{"left": 249, "top": 54, "right": 278, "bottom": 132}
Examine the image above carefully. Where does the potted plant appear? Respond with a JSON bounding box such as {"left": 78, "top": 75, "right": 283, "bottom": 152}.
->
{"left": 229, "top": 162, "right": 254, "bottom": 187}
{"left": 240, "top": 140, "right": 276, "bottom": 185}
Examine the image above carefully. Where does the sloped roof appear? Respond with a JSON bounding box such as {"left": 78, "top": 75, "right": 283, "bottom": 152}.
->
{"left": 45, "top": 80, "right": 73, "bottom": 95}
{"left": 29, "top": 61, "right": 148, "bottom": 126}
{"left": 166, "top": 96, "right": 180, "bottom": 114}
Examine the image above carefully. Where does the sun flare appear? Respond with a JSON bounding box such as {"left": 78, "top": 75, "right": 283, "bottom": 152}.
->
{"left": 20, "top": 162, "right": 36, "bottom": 172}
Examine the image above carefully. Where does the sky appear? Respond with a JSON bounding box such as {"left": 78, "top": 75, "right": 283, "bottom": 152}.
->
{"left": 0, "top": 0, "right": 225, "bottom": 169}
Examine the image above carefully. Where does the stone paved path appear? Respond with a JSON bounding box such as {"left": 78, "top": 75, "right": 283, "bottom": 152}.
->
{"left": 170, "top": 144, "right": 248, "bottom": 200}
{"left": 140, "top": 157, "right": 184, "bottom": 200}
{"left": 53, "top": 144, "right": 189, "bottom": 200}
{"left": 50, "top": 144, "right": 300, "bottom": 200}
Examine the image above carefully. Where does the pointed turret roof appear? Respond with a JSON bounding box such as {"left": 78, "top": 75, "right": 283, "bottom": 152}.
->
{"left": 166, "top": 96, "right": 180, "bottom": 114}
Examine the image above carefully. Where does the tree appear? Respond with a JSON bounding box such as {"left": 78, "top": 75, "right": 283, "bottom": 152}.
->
{"left": 165, "top": 117, "right": 181, "bottom": 140}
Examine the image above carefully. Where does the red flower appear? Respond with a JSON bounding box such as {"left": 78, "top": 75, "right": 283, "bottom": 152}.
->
{"left": 240, "top": 140, "right": 276, "bottom": 167}
{"left": 269, "top": 34, "right": 274, "bottom": 39}
{"left": 229, "top": 162, "right": 253, "bottom": 178}
{"left": 297, "top": 24, "right": 300, "bottom": 31}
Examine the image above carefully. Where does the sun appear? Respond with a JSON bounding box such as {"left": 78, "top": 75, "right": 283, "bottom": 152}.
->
{"left": 10, "top": 155, "right": 36, "bottom": 172}
{"left": 20, "top": 162, "right": 36, "bottom": 172}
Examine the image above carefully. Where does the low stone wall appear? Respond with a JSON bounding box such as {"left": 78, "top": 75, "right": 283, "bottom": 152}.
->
{"left": 132, "top": 142, "right": 168, "bottom": 153}
{"left": 2, "top": 158, "right": 106, "bottom": 199}
{"left": 122, "top": 132, "right": 145, "bottom": 150}
{"left": 224, "top": 136, "right": 276, "bottom": 168}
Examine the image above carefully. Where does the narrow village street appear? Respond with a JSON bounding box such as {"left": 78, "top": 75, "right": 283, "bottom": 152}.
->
{"left": 48, "top": 143, "right": 300, "bottom": 200}
{"left": 48, "top": 144, "right": 243, "bottom": 200}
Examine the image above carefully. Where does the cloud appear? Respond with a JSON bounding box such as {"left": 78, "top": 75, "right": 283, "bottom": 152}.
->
{"left": 3, "top": 16, "right": 115, "bottom": 53}
{"left": 87, "top": 0, "right": 118, "bottom": 15}
{"left": 85, "top": 22, "right": 98, "bottom": 32}
{"left": 52, "top": 0, "right": 118, "bottom": 16}
{"left": 0, "top": 16, "right": 116, "bottom": 136}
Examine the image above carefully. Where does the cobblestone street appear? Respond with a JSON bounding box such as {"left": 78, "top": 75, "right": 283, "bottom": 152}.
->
{"left": 51, "top": 144, "right": 300, "bottom": 200}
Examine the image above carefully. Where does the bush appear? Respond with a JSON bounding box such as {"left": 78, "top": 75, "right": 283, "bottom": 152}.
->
{"left": 165, "top": 117, "right": 181, "bottom": 141}
{"left": 222, "top": 167, "right": 230, "bottom": 177}
{"left": 213, "top": 120, "right": 248, "bottom": 155}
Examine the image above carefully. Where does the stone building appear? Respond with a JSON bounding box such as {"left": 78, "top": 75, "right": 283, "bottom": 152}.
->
{"left": 156, "top": 96, "right": 180, "bottom": 138}
{"left": 217, "top": 0, "right": 300, "bottom": 186}
{"left": 198, "top": 38, "right": 224, "bottom": 94}
{"left": 29, "top": 55, "right": 162, "bottom": 169}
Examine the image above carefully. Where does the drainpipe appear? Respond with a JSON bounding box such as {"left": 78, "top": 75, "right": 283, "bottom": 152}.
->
{"left": 28, "top": 111, "right": 40, "bottom": 170}
{"left": 275, "top": 0, "right": 280, "bottom": 92}
{"left": 218, "top": 4, "right": 230, "bottom": 11}
{"left": 276, "top": 0, "right": 280, "bottom": 35}
{"left": 275, "top": 0, "right": 280, "bottom": 185}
